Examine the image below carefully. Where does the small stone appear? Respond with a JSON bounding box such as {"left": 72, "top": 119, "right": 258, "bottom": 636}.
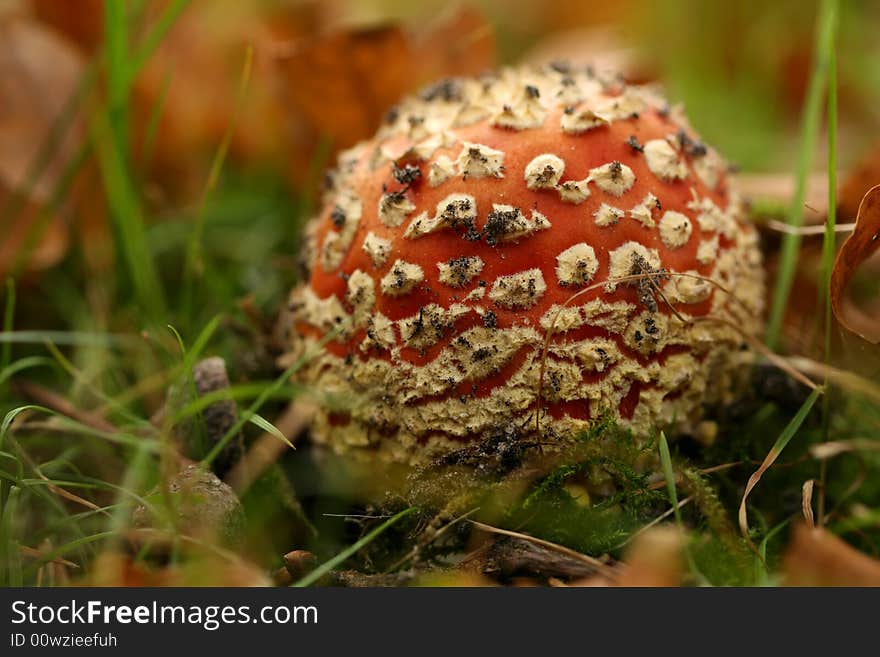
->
{"left": 132, "top": 465, "right": 245, "bottom": 546}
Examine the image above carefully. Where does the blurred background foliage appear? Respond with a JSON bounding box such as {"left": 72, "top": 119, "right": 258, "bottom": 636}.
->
{"left": 5, "top": 0, "right": 880, "bottom": 286}
{"left": 1, "top": 0, "right": 880, "bottom": 586}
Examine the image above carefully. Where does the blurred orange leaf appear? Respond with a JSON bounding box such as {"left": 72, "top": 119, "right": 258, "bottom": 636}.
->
{"left": 29, "top": 0, "right": 104, "bottom": 52}
{"left": 839, "top": 141, "right": 880, "bottom": 222}
{"left": 85, "top": 550, "right": 270, "bottom": 587}
{"left": 277, "top": 26, "right": 411, "bottom": 149}
{"left": 275, "top": 7, "right": 495, "bottom": 154}
{"left": 129, "top": 1, "right": 306, "bottom": 199}
{"left": 830, "top": 184, "right": 880, "bottom": 343}
{"left": 783, "top": 523, "right": 880, "bottom": 587}
{"left": 616, "top": 526, "right": 683, "bottom": 587}
{"left": 32, "top": 0, "right": 328, "bottom": 201}
{"left": 414, "top": 7, "right": 495, "bottom": 84}
{"left": 0, "top": 16, "right": 87, "bottom": 278}
{"left": 24, "top": 3, "right": 494, "bottom": 200}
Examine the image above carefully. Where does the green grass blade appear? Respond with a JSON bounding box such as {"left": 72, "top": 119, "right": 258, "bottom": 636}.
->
{"left": 170, "top": 382, "right": 298, "bottom": 425}
{"left": 126, "top": 0, "right": 191, "bottom": 87}
{"left": 658, "top": 432, "right": 704, "bottom": 584}
{"left": 658, "top": 432, "right": 683, "bottom": 527}
{"left": 738, "top": 388, "right": 822, "bottom": 540}
{"left": 766, "top": 0, "right": 840, "bottom": 349}
{"left": 767, "top": 388, "right": 823, "bottom": 466}
{"left": 821, "top": 9, "right": 839, "bottom": 358}
{"left": 246, "top": 412, "right": 295, "bottom": 449}
{"left": 1, "top": 406, "right": 40, "bottom": 451}
{"left": 200, "top": 328, "right": 338, "bottom": 468}
{"left": 24, "top": 531, "right": 115, "bottom": 577}
{"left": 166, "top": 316, "right": 222, "bottom": 392}
{"left": 0, "top": 450, "right": 25, "bottom": 481}
{"left": 185, "top": 314, "right": 222, "bottom": 363}
{"left": 818, "top": 5, "right": 838, "bottom": 519}
{"left": 93, "top": 109, "right": 167, "bottom": 320}
{"left": 141, "top": 68, "right": 173, "bottom": 169}
{"left": 293, "top": 508, "right": 418, "bottom": 587}
{"left": 41, "top": 341, "right": 148, "bottom": 428}
{"left": 756, "top": 518, "right": 791, "bottom": 586}
{"left": 163, "top": 316, "right": 222, "bottom": 448}
{"left": 104, "top": 0, "right": 131, "bottom": 156}
{"left": 1, "top": 405, "right": 160, "bottom": 453}
{"left": 0, "top": 356, "right": 57, "bottom": 388}
{"left": 1, "top": 279, "right": 15, "bottom": 394}
{"left": 107, "top": 442, "right": 154, "bottom": 538}
{"left": 0, "top": 485, "right": 22, "bottom": 586}
{"left": 0, "top": 330, "right": 140, "bottom": 348}
{"left": 200, "top": 362, "right": 295, "bottom": 467}
{"left": 181, "top": 46, "right": 254, "bottom": 318}
{"left": 98, "top": 0, "right": 167, "bottom": 321}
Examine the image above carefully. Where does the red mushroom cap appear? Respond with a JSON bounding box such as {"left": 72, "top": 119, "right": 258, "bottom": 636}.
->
{"left": 286, "top": 65, "right": 764, "bottom": 463}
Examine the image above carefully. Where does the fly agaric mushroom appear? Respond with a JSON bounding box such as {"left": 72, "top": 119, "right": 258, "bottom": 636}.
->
{"left": 285, "top": 64, "right": 764, "bottom": 464}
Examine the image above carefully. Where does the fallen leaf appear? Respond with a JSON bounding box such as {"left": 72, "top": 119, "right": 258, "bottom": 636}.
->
{"left": 782, "top": 523, "right": 880, "bottom": 587}
{"left": 839, "top": 141, "right": 880, "bottom": 221}
{"left": 0, "top": 16, "right": 86, "bottom": 277}
{"left": 26, "top": 3, "right": 493, "bottom": 202}
{"left": 129, "top": 0, "right": 314, "bottom": 199}
{"left": 29, "top": 0, "right": 104, "bottom": 52}
{"left": 413, "top": 570, "right": 497, "bottom": 587}
{"left": 0, "top": 182, "right": 68, "bottom": 278}
{"left": 412, "top": 7, "right": 495, "bottom": 85}
{"left": 763, "top": 242, "right": 826, "bottom": 357}
{"left": 830, "top": 184, "right": 880, "bottom": 343}
{"left": 275, "top": 7, "right": 495, "bottom": 185}
{"left": 27, "top": 0, "right": 310, "bottom": 201}
{"left": 616, "top": 525, "right": 684, "bottom": 587}
{"left": 277, "top": 25, "right": 412, "bottom": 150}
{"left": 84, "top": 550, "right": 271, "bottom": 587}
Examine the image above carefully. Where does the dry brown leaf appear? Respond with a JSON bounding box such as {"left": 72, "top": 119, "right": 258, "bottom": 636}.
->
{"left": 414, "top": 570, "right": 497, "bottom": 587}
{"left": 277, "top": 26, "right": 411, "bottom": 150}
{"left": 810, "top": 438, "right": 880, "bottom": 460}
{"left": 801, "top": 479, "right": 815, "bottom": 528}
{"left": 0, "top": 15, "right": 85, "bottom": 277}
{"left": 275, "top": 7, "right": 495, "bottom": 183}
{"left": 27, "top": 0, "right": 317, "bottom": 200}
{"left": 412, "top": 7, "right": 495, "bottom": 85}
{"left": 29, "top": 0, "right": 104, "bottom": 52}
{"left": 782, "top": 523, "right": 880, "bottom": 587}
{"left": 616, "top": 525, "right": 684, "bottom": 587}
{"left": 839, "top": 141, "right": 880, "bottom": 221}
{"left": 130, "top": 1, "right": 318, "bottom": 199}
{"left": 84, "top": 550, "right": 270, "bottom": 587}
{"left": 830, "top": 184, "right": 880, "bottom": 343}
{"left": 25, "top": 3, "right": 493, "bottom": 202}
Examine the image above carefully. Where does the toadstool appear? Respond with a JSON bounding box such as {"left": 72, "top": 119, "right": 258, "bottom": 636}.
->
{"left": 285, "top": 64, "right": 764, "bottom": 464}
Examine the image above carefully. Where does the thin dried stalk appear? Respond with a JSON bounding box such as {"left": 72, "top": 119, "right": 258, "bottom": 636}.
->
{"left": 469, "top": 520, "right": 617, "bottom": 581}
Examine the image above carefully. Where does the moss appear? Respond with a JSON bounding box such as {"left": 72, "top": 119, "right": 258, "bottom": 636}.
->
{"left": 501, "top": 418, "right": 666, "bottom": 556}
{"left": 680, "top": 468, "right": 748, "bottom": 556}
{"left": 691, "top": 534, "right": 755, "bottom": 586}
{"left": 239, "top": 464, "right": 315, "bottom": 563}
